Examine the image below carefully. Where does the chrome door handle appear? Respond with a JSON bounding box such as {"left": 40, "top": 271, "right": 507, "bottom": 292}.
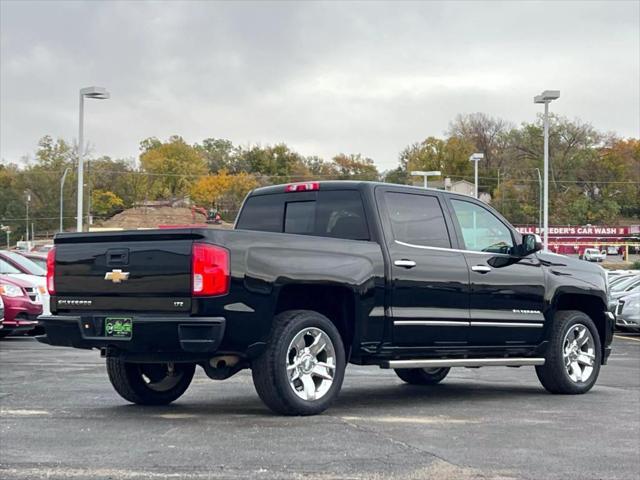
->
{"left": 471, "top": 265, "right": 492, "bottom": 273}
{"left": 394, "top": 259, "right": 417, "bottom": 268}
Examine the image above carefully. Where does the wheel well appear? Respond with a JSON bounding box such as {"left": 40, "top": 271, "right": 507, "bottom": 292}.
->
{"left": 275, "top": 284, "right": 356, "bottom": 357}
{"left": 554, "top": 294, "right": 608, "bottom": 352}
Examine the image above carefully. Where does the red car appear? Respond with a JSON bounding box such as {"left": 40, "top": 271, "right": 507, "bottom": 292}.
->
{"left": 0, "top": 275, "right": 42, "bottom": 337}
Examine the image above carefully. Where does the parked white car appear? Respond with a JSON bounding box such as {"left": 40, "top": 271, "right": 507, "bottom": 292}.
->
{"left": 615, "top": 292, "right": 640, "bottom": 332}
{"left": 583, "top": 248, "right": 606, "bottom": 262}
{"left": 608, "top": 277, "right": 640, "bottom": 312}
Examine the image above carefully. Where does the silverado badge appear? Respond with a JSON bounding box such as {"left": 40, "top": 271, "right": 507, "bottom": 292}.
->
{"left": 104, "top": 269, "right": 130, "bottom": 284}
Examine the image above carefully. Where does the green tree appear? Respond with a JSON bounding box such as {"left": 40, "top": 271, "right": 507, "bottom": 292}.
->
{"left": 197, "top": 138, "right": 245, "bottom": 173}
{"left": 331, "top": 153, "right": 379, "bottom": 180}
{"left": 139, "top": 136, "right": 208, "bottom": 198}
{"left": 91, "top": 190, "right": 125, "bottom": 218}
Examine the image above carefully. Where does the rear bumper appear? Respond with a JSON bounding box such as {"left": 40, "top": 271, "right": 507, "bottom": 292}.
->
{"left": 37, "top": 315, "right": 226, "bottom": 357}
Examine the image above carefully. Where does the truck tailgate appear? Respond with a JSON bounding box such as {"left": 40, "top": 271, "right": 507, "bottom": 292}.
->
{"left": 53, "top": 230, "right": 200, "bottom": 312}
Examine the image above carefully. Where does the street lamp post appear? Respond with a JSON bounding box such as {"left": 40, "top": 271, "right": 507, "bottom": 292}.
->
{"left": 60, "top": 167, "right": 70, "bottom": 233}
{"left": 410, "top": 170, "right": 442, "bottom": 189}
{"left": 77, "top": 86, "right": 110, "bottom": 232}
{"left": 535, "top": 168, "right": 543, "bottom": 233}
{"left": 24, "top": 191, "right": 31, "bottom": 243}
{"left": 469, "top": 153, "right": 484, "bottom": 198}
{"left": 534, "top": 90, "right": 560, "bottom": 251}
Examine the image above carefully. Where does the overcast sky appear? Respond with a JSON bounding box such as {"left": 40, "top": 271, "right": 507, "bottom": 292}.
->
{"left": 1, "top": 0, "right": 639, "bottom": 171}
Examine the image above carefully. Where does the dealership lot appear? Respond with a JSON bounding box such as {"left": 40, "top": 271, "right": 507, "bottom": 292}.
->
{"left": 1, "top": 335, "right": 639, "bottom": 480}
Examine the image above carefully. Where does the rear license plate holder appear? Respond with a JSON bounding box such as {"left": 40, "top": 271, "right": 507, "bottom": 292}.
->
{"left": 104, "top": 317, "right": 133, "bottom": 338}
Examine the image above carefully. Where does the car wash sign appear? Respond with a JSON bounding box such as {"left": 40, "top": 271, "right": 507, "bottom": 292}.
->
{"left": 515, "top": 225, "right": 639, "bottom": 237}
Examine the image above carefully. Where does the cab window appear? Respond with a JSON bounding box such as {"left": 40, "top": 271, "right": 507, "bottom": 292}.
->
{"left": 237, "top": 190, "right": 370, "bottom": 241}
{"left": 450, "top": 199, "right": 514, "bottom": 254}
{"left": 384, "top": 192, "right": 451, "bottom": 248}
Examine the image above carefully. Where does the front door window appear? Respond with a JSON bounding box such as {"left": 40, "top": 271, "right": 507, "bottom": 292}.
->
{"left": 450, "top": 200, "right": 514, "bottom": 254}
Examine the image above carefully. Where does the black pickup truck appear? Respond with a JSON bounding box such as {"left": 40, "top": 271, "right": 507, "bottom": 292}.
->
{"left": 39, "top": 181, "right": 614, "bottom": 415}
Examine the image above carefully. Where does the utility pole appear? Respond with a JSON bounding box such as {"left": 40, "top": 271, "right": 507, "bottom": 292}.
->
{"left": 534, "top": 90, "right": 560, "bottom": 251}
{"left": 24, "top": 191, "right": 31, "bottom": 243}
{"left": 60, "top": 167, "right": 70, "bottom": 232}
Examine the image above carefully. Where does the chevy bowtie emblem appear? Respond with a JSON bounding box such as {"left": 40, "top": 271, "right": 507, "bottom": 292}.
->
{"left": 104, "top": 269, "right": 130, "bottom": 283}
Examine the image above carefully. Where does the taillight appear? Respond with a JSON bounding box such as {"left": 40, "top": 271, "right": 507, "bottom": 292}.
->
{"left": 46, "top": 247, "right": 56, "bottom": 294}
{"left": 191, "top": 243, "right": 229, "bottom": 296}
{"left": 285, "top": 182, "right": 319, "bottom": 192}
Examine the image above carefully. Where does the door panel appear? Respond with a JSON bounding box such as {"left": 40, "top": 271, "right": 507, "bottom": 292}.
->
{"left": 465, "top": 252, "right": 545, "bottom": 344}
{"left": 389, "top": 244, "right": 470, "bottom": 346}
{"left": 377, "top": 189, "right": 470, "bottom": 347}
{"left": 447, "top": 198, "right": 545, "bottom": 346}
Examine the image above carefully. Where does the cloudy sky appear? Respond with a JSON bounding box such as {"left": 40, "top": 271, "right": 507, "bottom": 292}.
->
{"left": 1, "top": 0, "right": 638, "bottom": 170}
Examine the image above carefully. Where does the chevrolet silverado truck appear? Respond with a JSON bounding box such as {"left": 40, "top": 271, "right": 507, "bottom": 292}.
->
{"left": 38, "top": 181, "right": 614, "bottom": 415}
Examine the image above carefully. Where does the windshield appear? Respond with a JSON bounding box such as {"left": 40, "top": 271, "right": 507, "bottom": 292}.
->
{"left": 1, "top": 251, "right": 46, "bottom": 276}
{"left": 26, "top": 256, "right": 47, "bottom": 269}
{"left": 611, "top": 276, "right": 640, "bottom": 292}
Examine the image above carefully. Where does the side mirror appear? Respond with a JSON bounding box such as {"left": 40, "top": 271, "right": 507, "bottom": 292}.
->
{"left": 520, "top": 233, "right": 543, "bottom": 256}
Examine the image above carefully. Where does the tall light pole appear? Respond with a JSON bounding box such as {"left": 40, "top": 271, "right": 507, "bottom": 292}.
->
{"left": 534, "top": 90, "right": 560, "bottom": 251}
{"left": 469, "top": 153, "right": 484, "bottom": 198}
{"left": 535, "top": 168, "right": 543, "bottom": 233}
{"left": 60, "top": 167, "right": 70, "bottom": 233}
{"left": 410, "top": 170, "right": 441, "bottom": 189}
{"left": 24, "top": 191, "right": 31, "bottom": 243}
{"left": 77, "top": 86, "right": 110, "bottom": 232}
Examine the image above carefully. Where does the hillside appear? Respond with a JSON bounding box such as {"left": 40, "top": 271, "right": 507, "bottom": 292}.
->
{"left": 96, "top": 207, "right": 233, "bottom": 230}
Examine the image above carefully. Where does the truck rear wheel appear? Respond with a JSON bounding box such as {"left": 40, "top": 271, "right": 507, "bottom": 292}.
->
{"left": 394, "top": 367, "right": 450, "bottom": 385}
{"left": 251, "top": 310, "right": 346, "bottom": 416}
{"left": 106, "top": 358, "right": 195, "bottom": 405}
{"left": 536, "top": 310, "right": 601, "bottom": 394}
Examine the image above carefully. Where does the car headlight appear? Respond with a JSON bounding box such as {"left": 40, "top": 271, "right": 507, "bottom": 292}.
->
{"left": 0, "top": 284, "right": 25, "bottom": 297}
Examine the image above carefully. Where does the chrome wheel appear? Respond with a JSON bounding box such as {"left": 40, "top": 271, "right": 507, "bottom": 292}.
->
{"left": 562, "top": 324, "right": 596, "bottom": 383}
{"left": 286, "top": 327, "right": 336, "bottom": 401}
{"left": 138, "top": 363, "right": 184, "bottom": 392}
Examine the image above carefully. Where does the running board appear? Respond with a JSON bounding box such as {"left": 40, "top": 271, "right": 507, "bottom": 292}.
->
{"left": 382, "top": 357, "right": 545, "bottom": 369}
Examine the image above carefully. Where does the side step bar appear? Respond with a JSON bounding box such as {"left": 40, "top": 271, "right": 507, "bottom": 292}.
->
{"left": 382, "top": 357, "right": 545, "bottom": 369}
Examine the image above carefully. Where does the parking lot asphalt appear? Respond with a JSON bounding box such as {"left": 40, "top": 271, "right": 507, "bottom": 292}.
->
{"left": 1, "top": 335, "right": 639, "bottom": 480}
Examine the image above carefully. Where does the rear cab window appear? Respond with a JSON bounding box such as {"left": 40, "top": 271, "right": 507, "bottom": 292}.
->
{"left": 237, "top": 189, "right": 370, "bottom": 241}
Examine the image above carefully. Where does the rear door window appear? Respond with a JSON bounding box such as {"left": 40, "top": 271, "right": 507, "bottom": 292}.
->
{"left": 384, "top": 192, "right": 451, "bottom": 248}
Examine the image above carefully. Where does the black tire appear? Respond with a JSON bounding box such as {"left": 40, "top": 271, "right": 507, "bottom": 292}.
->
{"left": 106, "top": 358, "right": 195, "bottom": 405}
{"left": 0, "top": 330, "right": 11, "bottom": 339}
{"left": 536, "top": 310, "right": 601, "bottom": 394}
{"left": 394, "top": 367, "right": 450, "bottom": 385}
{"left": 251, "top": 310, "right": 346, "bottom": 416}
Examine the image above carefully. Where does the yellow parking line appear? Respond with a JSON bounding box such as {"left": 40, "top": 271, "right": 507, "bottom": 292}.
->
{"left": 614, "top": 335, "right": 640, "bottom": 343}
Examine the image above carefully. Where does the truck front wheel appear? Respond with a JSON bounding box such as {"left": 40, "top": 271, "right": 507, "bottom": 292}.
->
{"left": 536, "top": 310, "right": 601, "bottom": 394}
{"left": 252, "top": 310, "right": 346, "bottom": 415}
{"left": 106, "top": 358, "right": 195, "bottom": 405}
{"left": 394, "top": 367, "right": 450, "bottom": 385}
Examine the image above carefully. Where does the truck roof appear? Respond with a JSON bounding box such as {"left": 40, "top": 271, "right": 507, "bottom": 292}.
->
{"left": 249, "top": 180, "right": 459, "bottom": 197}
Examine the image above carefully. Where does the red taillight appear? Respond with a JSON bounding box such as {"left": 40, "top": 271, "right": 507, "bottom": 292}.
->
{"left": 191, "top": 243, "right": 229, "bottom": 296}
{"left": 285, "top": 182, "right": 319, "bottom": 192}
{"left": 46, "top": 247, "right": 56, "bottom": 294}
